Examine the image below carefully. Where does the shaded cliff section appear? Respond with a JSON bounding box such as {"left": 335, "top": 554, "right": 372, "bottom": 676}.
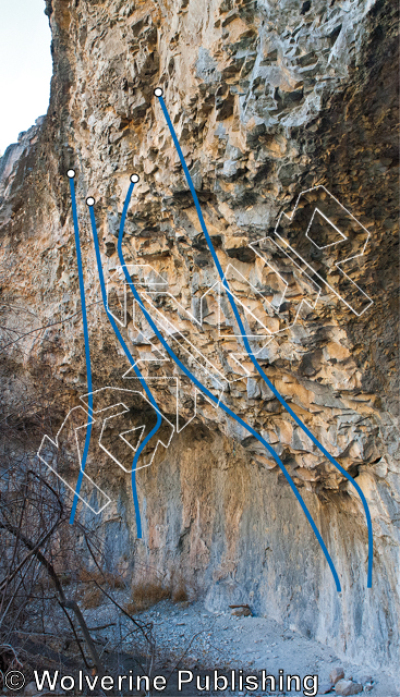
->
{"left": 0, "top": 0, "right": 399, "bottom": 675}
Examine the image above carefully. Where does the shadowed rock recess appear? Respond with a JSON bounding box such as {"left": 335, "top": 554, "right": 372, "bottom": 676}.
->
{"left": 0, "top": 0, "right": 398, "bottom": 675}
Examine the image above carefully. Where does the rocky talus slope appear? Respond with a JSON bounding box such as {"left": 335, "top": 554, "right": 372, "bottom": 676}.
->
{"left": 0, "top": 0, "right": 398, "bottom": 675}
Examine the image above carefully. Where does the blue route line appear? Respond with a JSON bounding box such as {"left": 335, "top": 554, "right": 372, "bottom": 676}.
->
{"left": 156, "top": 90, "right": 373, "bottom": 589}
{"left": 69, "top": 177, "right": 163, "bottom": 538}
{"left": 69, "top": 173, "right": 94, "bottom": 525}
{"left": 88, "top": 192, "right": 163, "bottom": 539}
{"left": 116, "top": 182, "right": 342, "bottom": 591}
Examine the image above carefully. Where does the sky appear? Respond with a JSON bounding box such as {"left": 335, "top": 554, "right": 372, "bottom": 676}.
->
{"left": 0, "top": 0, "right": 52, "bottom": 155}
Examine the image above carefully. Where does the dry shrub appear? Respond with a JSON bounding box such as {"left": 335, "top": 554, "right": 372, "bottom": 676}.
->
{"left": 82, "top": 586, "right": 103, "bottom": 610}
{"left": 127, "top": 583, "right": 170, "bottom": 612}
{"left": 172, "top": 583, "right": 189, "bottom": 603}
{"left": 106, "top": 573, "right": 125, "bottom": 589}
{"left": 79, "top": 568, "right": 125, "bottom": 589}
{"left": 123, "top": 600, "right": 137, "bottom": 616}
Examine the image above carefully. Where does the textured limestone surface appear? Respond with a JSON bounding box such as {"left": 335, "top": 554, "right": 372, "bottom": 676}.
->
{"left": 0, "top": 0, "right": 398, "bottom": 675}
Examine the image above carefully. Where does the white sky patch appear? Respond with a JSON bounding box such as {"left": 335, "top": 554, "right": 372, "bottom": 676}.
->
{"left": 0, "top": 0, "right": 52, "bottom": 154}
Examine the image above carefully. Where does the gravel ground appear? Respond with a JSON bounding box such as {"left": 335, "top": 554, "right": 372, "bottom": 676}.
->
{"left": 81, "top": 598, "right": 398, "bottom": 697}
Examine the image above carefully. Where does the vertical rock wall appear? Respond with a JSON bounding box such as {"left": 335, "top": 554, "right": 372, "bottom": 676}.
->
{"left": 0, "top": 0, "right": 398, "bottom": 674}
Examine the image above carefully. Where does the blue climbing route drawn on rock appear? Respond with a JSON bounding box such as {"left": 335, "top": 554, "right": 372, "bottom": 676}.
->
{"left": 67, "top": 171, "right": 94, "bottom": 525}
{"left": 154, "top": 87, "right": 373, "bottom": 589}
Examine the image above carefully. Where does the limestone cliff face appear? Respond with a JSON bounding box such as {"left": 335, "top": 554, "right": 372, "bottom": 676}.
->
{"left": 0, "top": 0, "right": 398, "bottom": 673}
